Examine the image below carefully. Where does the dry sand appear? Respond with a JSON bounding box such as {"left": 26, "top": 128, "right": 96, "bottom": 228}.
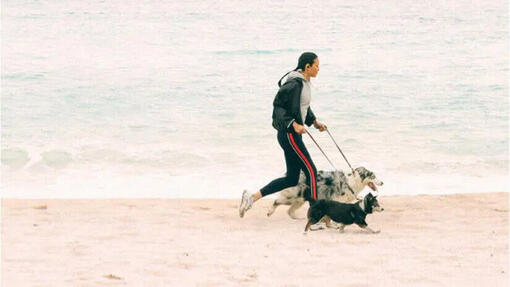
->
{"left": 2, "top": 193, "right": 508, "bottom": 286}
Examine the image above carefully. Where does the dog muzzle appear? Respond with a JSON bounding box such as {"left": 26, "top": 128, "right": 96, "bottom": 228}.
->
{"left": 373, "top": 206, "right": 384, "bottom": 212}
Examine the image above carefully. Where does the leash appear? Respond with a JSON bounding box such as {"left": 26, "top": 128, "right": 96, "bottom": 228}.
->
{"left": 305, "top": 127, "right": 357, "bottom": 197}
{"left": 325, "top": 129, "right": 356, "bottom": 175}
{"left": 305, "top": 129, "right": 337, "bottom": 170}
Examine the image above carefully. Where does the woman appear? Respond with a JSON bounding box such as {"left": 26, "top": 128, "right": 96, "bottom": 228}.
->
{"left": 240, "top": 52, "right": 327, "bottom": 218}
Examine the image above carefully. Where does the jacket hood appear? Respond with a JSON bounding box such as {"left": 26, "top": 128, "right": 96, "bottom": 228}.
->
{"left": 285, "top": 69, "right": 306, "bottom": 83}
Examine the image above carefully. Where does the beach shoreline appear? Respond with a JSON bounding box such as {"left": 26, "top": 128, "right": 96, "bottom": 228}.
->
{"left": 2, "top": 192, "right": 508, "bottom": 286}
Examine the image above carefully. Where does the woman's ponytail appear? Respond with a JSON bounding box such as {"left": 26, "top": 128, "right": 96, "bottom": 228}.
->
{"left": 277, "top": 68, "right": 298, "bottom": 87}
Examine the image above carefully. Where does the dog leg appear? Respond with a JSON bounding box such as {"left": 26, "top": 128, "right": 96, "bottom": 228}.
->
{"left": 287, "top": 199, "right": 305, "bottom": 220}
{"left": 320, "top": 216, "right": 334, "bottom": 228}
{"left": 304, "top": 220, "right": 312, "bottom": 232}
{"left": 338, "top": 224, "right": 345, "bottom": 233}
{"left": 267, "top": 200, "right": 280, "bottom": 217}
{"left": 305, "top": 220, "right": 325, "bottom": 231}
{"left": 360, "top": 226, "right": 380, "bottom": 234}
{"left": 268, "top": 189, "right": 298, "bottom": 217}
{"left": 309, "top": 225, "right": 325, "bottom": 231}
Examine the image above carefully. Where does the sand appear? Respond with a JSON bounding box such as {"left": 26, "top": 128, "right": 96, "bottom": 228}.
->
{"left": 2, "top": 193, "right": 508, "bottom": 286}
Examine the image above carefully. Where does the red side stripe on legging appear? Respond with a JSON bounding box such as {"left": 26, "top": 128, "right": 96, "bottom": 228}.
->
{"left": 288, "top": 133, "right": 317, "bottom": 200}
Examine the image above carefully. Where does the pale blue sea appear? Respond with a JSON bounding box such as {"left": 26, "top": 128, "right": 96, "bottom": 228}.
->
{"left": 1, "top": 0, "right": 508, "bottom": 198}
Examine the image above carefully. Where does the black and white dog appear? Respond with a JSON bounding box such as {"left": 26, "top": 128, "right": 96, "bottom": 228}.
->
{"left": 304, "top": 193, "right": 383, "bottom": 233}
{"left": 267, "top": 167, "right": 384, "bottom": 219}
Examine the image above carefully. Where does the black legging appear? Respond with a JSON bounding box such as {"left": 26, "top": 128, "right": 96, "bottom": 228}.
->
{"left": 260, "top": 130, "right": 318, "bottom": 201}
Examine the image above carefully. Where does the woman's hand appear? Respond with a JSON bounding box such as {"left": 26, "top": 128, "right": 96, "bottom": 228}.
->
{"left": 313, "top": 121, "right": 327, "bottom": 132}
{"left": 292, "top": 122, "right": 307, "bottom": 134}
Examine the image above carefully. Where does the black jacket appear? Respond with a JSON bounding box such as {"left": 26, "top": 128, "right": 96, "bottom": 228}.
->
{"left": 272, "top": 77, "right": 316, "bottom": 132}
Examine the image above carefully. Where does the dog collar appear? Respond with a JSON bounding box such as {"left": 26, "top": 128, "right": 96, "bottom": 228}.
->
{"left": 358, "top": 200, "right": 366, "bottom": 214}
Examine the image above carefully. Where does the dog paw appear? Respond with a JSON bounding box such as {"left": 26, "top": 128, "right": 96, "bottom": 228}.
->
{"left": 288, "top": 213, "right": 302, "bottom": 220}
{"left": 309, "top": 226, "right": 325, "bottom": 231}
{"left": 291, "top": 216, "right": 306, "bottom": 220}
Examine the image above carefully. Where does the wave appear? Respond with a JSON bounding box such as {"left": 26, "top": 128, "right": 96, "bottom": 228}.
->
{"left": 213, "top": 48, "right": 332, "bottom": 56}
{"left": 1, "top": 148, "right": 30, "bottom": 170}
{"left": 1, "top": 147, "right": 212, "bottom": 173}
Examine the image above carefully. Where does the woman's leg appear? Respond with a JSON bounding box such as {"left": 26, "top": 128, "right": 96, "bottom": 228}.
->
{"left": 285, "top": 132, "right": 318, "bottom": 201}
{"left": 239, "top": 132, "right": 302, "bottom": 217}
{"left": 259, "top": 150, "right": 302, "bottom": 198}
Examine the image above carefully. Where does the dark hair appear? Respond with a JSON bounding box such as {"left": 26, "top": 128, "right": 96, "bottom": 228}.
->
{"left": 278, "top": 52, "right": 318, "bottom": 87}
{"left": 296, "top": 52, "right": 318, "bottom": 71}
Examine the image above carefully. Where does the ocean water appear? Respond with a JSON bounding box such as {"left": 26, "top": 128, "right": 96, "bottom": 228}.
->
{"left": 1, "top": 0, "right": 508, "bottom": 198}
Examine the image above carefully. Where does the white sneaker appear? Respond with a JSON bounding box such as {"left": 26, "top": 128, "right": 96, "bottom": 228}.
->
{"left": 239, "top": 190, "right": 253, "bottom": 218}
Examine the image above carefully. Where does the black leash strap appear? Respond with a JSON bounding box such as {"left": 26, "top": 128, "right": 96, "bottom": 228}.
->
{"left": 325, "top": 129, "right": 355, "bottom": 174}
